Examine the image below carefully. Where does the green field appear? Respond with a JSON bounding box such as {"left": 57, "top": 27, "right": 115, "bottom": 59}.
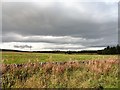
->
{"left": 2, "top": 52, "right": 118, "bottom": 64}
{"left": 1, "top": 52, "right": 119, "bottom": 88}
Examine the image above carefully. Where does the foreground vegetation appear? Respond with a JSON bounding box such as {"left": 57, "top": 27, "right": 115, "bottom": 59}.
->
{"left": 1, "top": 59, "right": 118, "bottom": 88}
{"left": 1, "top": 52, "right": 119, "bottom": 88}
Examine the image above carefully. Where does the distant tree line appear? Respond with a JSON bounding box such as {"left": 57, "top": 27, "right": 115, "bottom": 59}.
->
{"left": 97, "top": 45, "right": 120, "bottom": 55}
{"left": 1, "top": 45, "right": 120, "bottom": 55}
{"left": 33, "top": 50, "right": 98, "bottom": 54}
{"left": 1, "top": 49, "right": 97, "bottom": 54}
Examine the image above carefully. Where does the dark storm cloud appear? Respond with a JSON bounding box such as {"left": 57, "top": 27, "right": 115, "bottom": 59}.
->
{"left": 2, "top": 2, "right": 118, "bottom": 48}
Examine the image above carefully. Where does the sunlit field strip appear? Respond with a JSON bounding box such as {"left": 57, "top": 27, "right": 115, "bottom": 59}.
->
{"left": 2, "top": 52, "right": 118, "bottom": 64}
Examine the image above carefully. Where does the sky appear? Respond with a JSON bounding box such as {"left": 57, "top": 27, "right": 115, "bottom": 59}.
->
{"left": 1, "top": 0, "right": 119, "bottom": 51}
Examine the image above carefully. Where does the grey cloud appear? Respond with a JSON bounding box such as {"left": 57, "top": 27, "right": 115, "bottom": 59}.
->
{"left": 118, "top": 2, "right": 120, "bottom": 44}
{"left": 2, "top": 33, "right": 114, "bottom": 47}
{"left": 44, "top": 44, "right": 85, "bottom": 50}
{"left": 2, "top": 2, "right": 118, "bottom": 49}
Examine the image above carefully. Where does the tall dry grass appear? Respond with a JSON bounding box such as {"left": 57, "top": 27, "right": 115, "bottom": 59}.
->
{"left": 1, "top": 59, "right": 118, "bottom": 88}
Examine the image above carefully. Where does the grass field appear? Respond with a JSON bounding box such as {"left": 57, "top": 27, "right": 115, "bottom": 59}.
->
{"left": 1, "top": 52, "right": 119, "bottom": 88}
{"left": 2, "top": 52, "right": 118, "bottom": 64}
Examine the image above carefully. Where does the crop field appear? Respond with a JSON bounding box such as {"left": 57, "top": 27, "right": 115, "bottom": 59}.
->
{"left": 0, "top": 52, "right": 119, "bottom": 88}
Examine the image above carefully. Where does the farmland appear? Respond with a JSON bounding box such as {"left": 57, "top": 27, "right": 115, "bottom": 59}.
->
{"left": 0, "top": 52, "right": 119, "bottom": 88}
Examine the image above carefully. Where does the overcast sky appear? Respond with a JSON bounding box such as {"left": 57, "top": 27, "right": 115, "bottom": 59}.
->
{"left": 1, "top": 0, "right": 118, "bottom": 51}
